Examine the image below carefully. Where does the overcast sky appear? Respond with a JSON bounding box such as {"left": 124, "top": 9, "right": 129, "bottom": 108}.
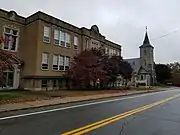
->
{"left": 1, "top": 0, "right": 180, "bottom": 64}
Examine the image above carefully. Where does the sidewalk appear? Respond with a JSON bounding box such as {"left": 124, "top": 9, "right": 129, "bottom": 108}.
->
{"left": 0, "top": 89, "right": 166, "bottom": 113}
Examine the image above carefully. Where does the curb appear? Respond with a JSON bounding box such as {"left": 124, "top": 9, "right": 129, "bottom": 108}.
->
{"left": 0, "top": 90, "right": 165, "bottom": 113}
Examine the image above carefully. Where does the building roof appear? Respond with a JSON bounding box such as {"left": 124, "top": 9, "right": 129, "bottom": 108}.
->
{"left": 124, "top": 58, "right": 140, "bottom": 73}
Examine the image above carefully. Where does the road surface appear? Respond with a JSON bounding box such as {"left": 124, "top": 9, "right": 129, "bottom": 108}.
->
{"left": 0, "top": 88, "right": 180, "bottom": 135}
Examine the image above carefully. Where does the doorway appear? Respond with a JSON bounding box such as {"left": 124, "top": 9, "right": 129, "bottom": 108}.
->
{"left": 2, "top": 71, "right": 14, "bottom": 88}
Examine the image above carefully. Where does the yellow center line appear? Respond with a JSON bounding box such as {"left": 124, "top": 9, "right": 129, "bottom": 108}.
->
{"left": 61, "top": 94, "right": 180, "bottom": 135}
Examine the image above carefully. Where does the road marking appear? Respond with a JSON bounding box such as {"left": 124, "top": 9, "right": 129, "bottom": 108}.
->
{"left": 61, "top": 94, "right": 180, "bottom": 135}
{"left": 0, "top": 89, "right": 176, "bottom": 121}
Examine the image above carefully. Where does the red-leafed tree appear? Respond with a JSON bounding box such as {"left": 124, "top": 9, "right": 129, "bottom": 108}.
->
{"left": 66, "top": 49, "right": 107, "bottom": 89}
{"left": 0, "top": 36, "right": 22, "bottom": 88}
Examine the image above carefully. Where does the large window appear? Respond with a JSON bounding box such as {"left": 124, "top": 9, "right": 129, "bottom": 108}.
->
{"left": 59, "top": 55, "right": 65, "bottom": 70}
{"left": 43, "top": 26, "right": 50, "bottom": 43}
{"left": 3, "top": 27, "right": 19, "bottom": 51}
{"left": 144, "top": 59, "right": 146, "bottom": 66}
{"left": 52, "top": 55, "right": 70, "bottom": 71}
{"left": 60, "top": 31, "right": 66, "bottom": 46}
{"left": 52, "top": 55, "right": 59, "bottom": 70}
{"left": 86, "top": 39, "right": 89, "bottom": 49}
{"left": 53, "top": 29, "right": 71, "bottom": 48}
{"left": 65, "top": 56, "right": 70, "bottom": 70}
{"left": 53, "top": 80, "right": 57, "bottom": 88}
{"left": 66, "top": 33, "right": 71, "bottom": 48}
{"left": 74, "top": 36, "right": 78, "bottom": 49}
{"left": 117, "top": 51, "right": 120, "bottom": 56}
{"left": 41, "top": 53, "right": 49, "bottom": 70}
{"left": 109, "top": 49, "right": 113, "bottom": 55}
{"left": 54, "top": 29, "right": 59, "bottom": 45}
{"left": 41, "top": 80, "right": 48, "bottom": 88}
{"left": 105, "top": 47, "right": 108, "bottom": 54}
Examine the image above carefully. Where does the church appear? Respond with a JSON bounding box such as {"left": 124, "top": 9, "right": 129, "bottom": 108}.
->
{"left": 125, "top": 28, "right": 157, "bottom": 86}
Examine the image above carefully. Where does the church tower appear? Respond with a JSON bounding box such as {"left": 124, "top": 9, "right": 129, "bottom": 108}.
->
{"left": 139, "top": 27, "right": 155, "bottom": 85}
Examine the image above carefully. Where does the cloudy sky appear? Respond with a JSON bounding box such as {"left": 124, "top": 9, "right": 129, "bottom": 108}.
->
{"left": 1, "top": 0, "right": 180, "bottom": 64}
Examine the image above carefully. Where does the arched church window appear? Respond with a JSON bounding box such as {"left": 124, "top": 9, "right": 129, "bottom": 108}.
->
{"left": 144, "top": 49, "right": 147, "bottom": 55}
{"left": 132, "top": 61, "right": 135, "bottom": 65}
{"left": 144, "top": 59, "right": 146, "bottom": 66}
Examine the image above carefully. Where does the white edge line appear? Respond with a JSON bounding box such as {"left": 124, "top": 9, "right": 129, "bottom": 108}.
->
{"left": 0, "top": 90, "right": 174, "bottom": 121}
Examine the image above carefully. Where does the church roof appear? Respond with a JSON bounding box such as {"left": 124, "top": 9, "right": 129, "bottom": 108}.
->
{"left": 124, "top": 58, "right": 140, "bottom": 73}
{"left": 139, "top": 27, "right": 154, "bottom": 48}
{"left": 125, "top": 58, "right": 151, "bottom": 75}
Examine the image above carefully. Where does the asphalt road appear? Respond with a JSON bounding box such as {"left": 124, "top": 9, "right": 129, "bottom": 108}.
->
{"left": 0, "top": 88, "right": 180, "bottom": 135}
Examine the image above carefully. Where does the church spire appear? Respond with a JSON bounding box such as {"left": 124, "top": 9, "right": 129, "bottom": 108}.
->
{"left": 143, "top": 26, "right": 150, "bottom": 44}
{"left": 139, "top": 26, "right": 153, "bottom": 48}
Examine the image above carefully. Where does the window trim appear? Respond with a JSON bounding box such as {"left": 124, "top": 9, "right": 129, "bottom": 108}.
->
{"left": 74, "top": 36, "right": 78, "bottom": 50}
{"left": 41, "top": 80, "right": 48, "bottom": 88}
{"left": 52, "top": 54, "right": 59, "bottom": 71}
{"left": 2, "top": 26, "right": 20, "bottom": 52}
{"left": 53, "top": 28, "right": 71, "bottom": 48}
{"left": 53, "top": 80, "right": 57, "bottom": 88}
{"left": 52, "top": 55, "right": 70, "bottom": 71}
{"left": 41, "top": 53, "right": 49, "bottom": 71}
{"left": 53, "top": 29, "right": 60, "bottom": 45}
{"left": 43, "top": 25, "right": 51, "bottom": 43}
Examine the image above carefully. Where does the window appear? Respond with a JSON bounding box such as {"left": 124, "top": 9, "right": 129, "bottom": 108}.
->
{"left": 59, "top": 55, "right": 65, "bottom": 70}
{"left": 133, "top": 61, "right": 135, "bottom": 65}
{"left": 54, "top": 29, "right": 71, "bottom": 48}
{"left": 109, "top": 49, "right": 113, "bottom": 55}
{"left": 105, "top": 47, "right": 108, "bottom": 54}
{"left": 144, "top": 49, "right": 147, "bottom": 55}
{"left": 52, "top": 55, "right": 58, "bottom": 70}
{"left": 86, "top": 39, "right": 89, "bottom": 49}
{"left": 117, "top": 51, "right": 120, "bottom": 56}
{"left": 41, "top": 80, "right": 48, "bottom": 88}
{"left": 53, "top": 80, "right": 57, "bottom": 88}
{"left": 60, "top": 31, "right": 66, "bottom": 46}
{"left": 74, "top": 36, "right": 78, "bottom": 49}
{"left": 54, "top": 29, "right": 59, "bottom": 45}
{"left": 141, "top": 75, "right": 144, "bottom": 80}
{"left": 43, "top": 26, "right": 50, "bottom": 43}
{"left": 149, "top": 64, "right": 152, "bottom": 70}
{"left": 52, "top": 55, "right": 70, "bottom": 71}
{"left": 91, "top": 41, "right": 99, "bottom": 49}
{"left": 3, "top": 27, "right": 19, "bottom": 51}
{"left": 113, "top": 50, "right": 116, "bottom": 55}
{"left": 144, "top": 59, "right": 146, "bottom": 66}
{"left": 66, "top": 33, "right": 71, "bottom": 48}
{"left": 58, "top": 79, "right": 63, "bottom": 88}
{"left": 41, "top": 53, "right": 49, "bottom": 70}
{"left": 65, "top": 56, "right": 70, "bottom": 70}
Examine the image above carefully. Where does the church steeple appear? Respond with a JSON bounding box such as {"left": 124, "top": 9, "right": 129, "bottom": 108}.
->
{"left": 143, "top": 26, "right": 150, "bottom": 44}
{"left": 140, "top": 26, "right": 153, "bottom": 48}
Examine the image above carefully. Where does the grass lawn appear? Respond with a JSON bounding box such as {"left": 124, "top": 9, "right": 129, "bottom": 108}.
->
{"left": 0, "top": 91, "right": 51, "bottom": 104}
{"left": 0, "top": 87, "right": 148, "bottom": 105}
{"left": 0, "top": 89, "right": 130, "bottom": 104}
{"left": 0, "top": 92, "right": 23, "bottom": 101}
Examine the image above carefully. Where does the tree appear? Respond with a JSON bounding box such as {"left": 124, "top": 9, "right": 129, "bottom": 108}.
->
{"left": 167, "top": 62, "right": 180, "bottom": 86}
{"left": 155, "top": 64, "right": 172, "bottom": 84}
{"left": 104, "top": 56, "right": 133, "bottom": 87}
{"left": 66, "top": 47, "right": 133, "bottom": 89}
{"left": 105, "top": 55, "right": 123, "bottom": 87}
{"left": 119, "top": 60, "right": 133, "bottom": 85}
{"left": 66, "top": 49, "right": 107, "bottom": 89}
{"left": 167, "top": 62, "right": 180, "bottom": 73}
{"left": 0, "top": 37, "right": 22, "bottom": 88}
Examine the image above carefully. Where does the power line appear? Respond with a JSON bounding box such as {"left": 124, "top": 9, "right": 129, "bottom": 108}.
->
{"left": 151, "top": 29, "right": 180, "bottom": 41}
{"left": 133, "top": 28, "right": 180, "bottom": 46}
